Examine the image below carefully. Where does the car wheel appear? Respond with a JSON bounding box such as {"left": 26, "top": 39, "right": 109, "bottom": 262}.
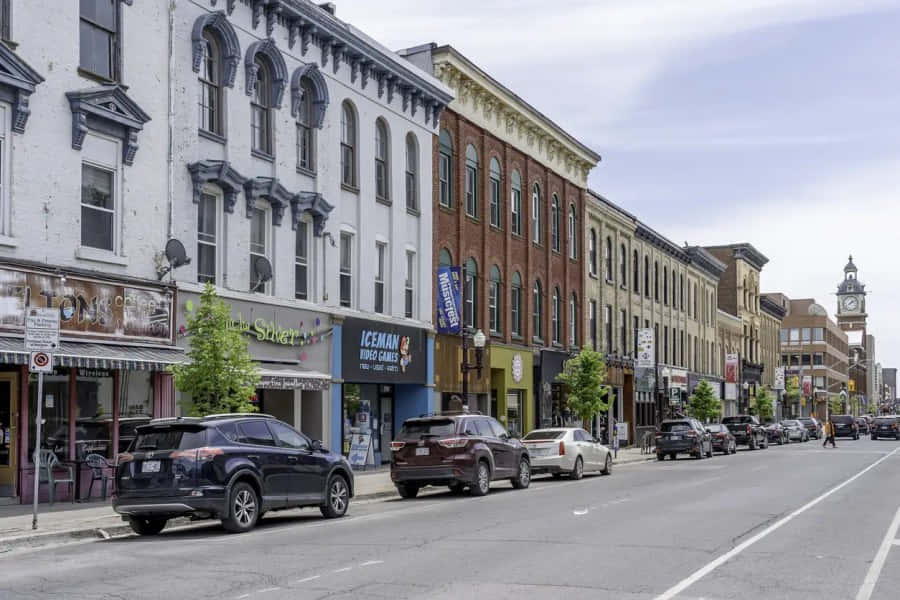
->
{"left": 601, "top": 453, "right": 612, "bottom": 475}
{"left": 128, "top": 517, "right": 167, "bottom": 536}
{"left": 762, "top": 437, "right": 769, "bottom": 449}
{"left": 320, "top": 474, "right": 350, "bottom": 519}
{"left": 511, "top": 458, "right": 531, "bottom": 489}
{"left": 778, "top": 435, "right": 784, "bottom": 445}
{"left": 221, "top": 481, "right": 259, "bottom": 534}
{"left": 872, "top": 435, "right": 878, "bottom": 440}
{"left": 470, "top": 461, "right": 491, "bottom": 496}
{"left": 570, "top": 456, "right": 584, "bottom": 480}
{"left": 657, "top": 452, "right": 665, "bottom": 461}
{"left": 749, "top": 438, "right": 756, "bottom": 451}
{"left": 396, "top": 483, "right": 420, "bottom": 499}
{"left": 670, "top": 453, "right": 677, "bottom": 460}
{"left": 730, "top": 442, "right": 737, "bottom": 454}
{"left": 693, "top": 448, "right": 702, "bottom": 460}
{"left": 448, "top": 482, "right": 467, "bottom": 494}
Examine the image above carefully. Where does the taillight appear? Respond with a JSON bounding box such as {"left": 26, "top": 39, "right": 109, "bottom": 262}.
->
{"left": 654, "top": 432, "right": 662, "bottom": 438}
{"left": 116, "top": 452, "right": 133, "bottom": 466}
{"left": 170, "top": 447, "right": 224, "bottom": 461}
{"left": 390, "top": 441, "right": 405, "bottom": 451}
{"left": 559, "top": 441, "right": 566, "bottom": 456}
{"left": 746, "top": 425, "right": 752, "bottom": 434}
{"left": 437, "top": 438, "right": 469, "bottom": 449}
{"left": 685, "top": 431, "right": 697, "bottom": 438}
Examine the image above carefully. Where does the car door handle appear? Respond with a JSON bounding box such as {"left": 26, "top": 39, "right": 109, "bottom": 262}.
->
{"left": 287, "top": 456, "right": 299, "bottom": 464}
{"left": 247, "top": 455, "right": 260, "bottom": 461}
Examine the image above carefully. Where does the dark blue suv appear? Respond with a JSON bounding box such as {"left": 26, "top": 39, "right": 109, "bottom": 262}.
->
{"left": 114, "top": 414, "right": 354, "bottom": 535}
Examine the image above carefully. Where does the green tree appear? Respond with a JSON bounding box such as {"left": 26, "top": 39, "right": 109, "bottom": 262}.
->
{"left": 556, "top": 347, "right": 610, "bottom": 427}
{"left": 171, "top": 283, "right": 260, "bottom": 416}
{"left": 687, "top": 380, "right": 721, "bottom": 422}
{"left": 753, "top": 387, "right": 775, "bottom": 420}
{"left": 829, "top": 396, "right": 843, "bottom": 416}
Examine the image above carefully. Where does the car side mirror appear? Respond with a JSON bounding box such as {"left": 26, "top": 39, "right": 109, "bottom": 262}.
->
{"left": 311, "top": 439, "right": 323, "bottom": 452}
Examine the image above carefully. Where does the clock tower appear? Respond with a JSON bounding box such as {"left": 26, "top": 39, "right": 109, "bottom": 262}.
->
{"left": 836, "top": 255, "right": 867, "bottom": 337}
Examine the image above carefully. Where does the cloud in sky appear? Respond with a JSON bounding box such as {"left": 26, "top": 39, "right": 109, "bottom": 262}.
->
{"left": 336, "top": 0, "right": 900, "bottom": 368}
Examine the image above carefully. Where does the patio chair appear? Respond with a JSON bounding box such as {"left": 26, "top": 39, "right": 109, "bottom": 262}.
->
{"left": 38, "top": 449, "right": 75, "bottom": 504}
{"left": 85, "top": 453, "right": 114, "bottom": 501}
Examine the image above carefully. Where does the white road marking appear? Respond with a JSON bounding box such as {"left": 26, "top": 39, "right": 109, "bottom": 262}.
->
{"left": 333, "top": 566, "right": 352, "bottom": 573}
{"left": 257, "top": 588, "right": 280, "bottom": 595}
{"left": 573, "top": 509, "right": 589, "bottom": 516}
{"left": 654, "top": 445, "right": 900, "bottom": 600}
{"left": 236, "top": 595, "right": 251, "bottom": 600}
{"left": 360, "top": 560, "right": 384, "bottom": 567}
{"left": 295, "top": 575, "right": 321, "bottom": 584}
{"left": 855, "top": 505, "right": 900, "bottom": 600}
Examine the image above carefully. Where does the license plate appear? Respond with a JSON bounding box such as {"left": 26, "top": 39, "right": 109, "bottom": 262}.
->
{"left": 671, "top": 435, "right": 681, "bottom": 440}
{"left": 415, "top": 447, "right": 429, "bottom": 456}
{"left": 142, "top": 460, "right": 161, "bottom": 473}
{"left": 530, "top": 448, "right": 547, "bottom": 456}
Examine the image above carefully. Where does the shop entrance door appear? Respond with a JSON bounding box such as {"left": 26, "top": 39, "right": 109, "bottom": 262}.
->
{"left": 378, "top": 386, "right": 394, "bottom": 464}
{"left": 0, "top": 373, "right": 18, "bottom": 497}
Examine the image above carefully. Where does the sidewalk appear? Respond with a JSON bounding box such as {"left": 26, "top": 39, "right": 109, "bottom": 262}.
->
{"left": 0, "top": 447, "right": 653, "bottom": 553}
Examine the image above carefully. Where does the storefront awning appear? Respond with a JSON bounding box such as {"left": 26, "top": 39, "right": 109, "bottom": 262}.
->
{"left": 256, "top": 363, "right": 331, "bottom": 391}
{"left": 0, "top": 337, "right": 186, "bottom": 371}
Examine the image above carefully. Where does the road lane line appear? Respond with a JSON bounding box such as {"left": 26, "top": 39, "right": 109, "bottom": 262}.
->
{"left": 333, "top": 567, "right": 352, "bottom": 573}
{"left": 295, "top": 575, "right": 320, "bottom": 584}
{"left": 360, "top": 560, "right": 384, "bottom": 567}
{"left": 855, "top": 505, "right": 900, "bottom": 600}
{"left": 655, "top": 445, "right": 900, "bottom": 600}
{"left": 257, "top": 588, "right": 280, "bottom": 594}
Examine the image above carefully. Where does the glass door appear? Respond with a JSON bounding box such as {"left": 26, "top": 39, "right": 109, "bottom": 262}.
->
{"left": 378, "top": 385, "right": 393, "bottom": 464}
{"left": 0, "top": 373, "right": 18, "bottom": 496}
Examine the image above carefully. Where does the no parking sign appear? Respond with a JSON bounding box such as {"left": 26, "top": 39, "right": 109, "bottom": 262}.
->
{"left": 29, "top": 351, "right": 53, "bottom": 373}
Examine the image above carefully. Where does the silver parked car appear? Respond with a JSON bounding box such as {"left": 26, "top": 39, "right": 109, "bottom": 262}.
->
{"left": 781, "top": 419, "right": 809, "bottom": 442}
{"left": 522, "top": 428, "right": 612, "bottom": 480}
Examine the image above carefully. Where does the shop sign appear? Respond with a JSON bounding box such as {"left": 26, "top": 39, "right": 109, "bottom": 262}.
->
{"left": 78, "top": 369, "right": 111, "bottom": 378}
{"left": 342, "top": 318, "right": 426, "bottom": 384}
{"left": 636, "top": 328, "right": 654, "bottom": 368}
{"left": 668, "top": 368, "right": 688, "bottom": 389}
{"left": 512, "top": 354, "right": 523, "bottom": 383}
{"left": 435, "top": 266, "right": 462, "bottom": 335}
{"left": 0, "top": 267, "right": 172, "bottom": 343}
{"left": 725, "top": 353, "right": 739, "bottom": 384}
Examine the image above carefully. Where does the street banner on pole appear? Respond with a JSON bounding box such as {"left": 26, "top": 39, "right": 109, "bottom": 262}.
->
{"left": 774, "top": 367, "right": 785, "bottom": 391}
{"left": 435, "top": 266, "right": 462, "bottom": 334}
{"left": 802, "top": 375, "right": 812, "bottom": 396}
{"left": 725, "top": 353, "right": 739, "bottom": 384}
{"left": 637, "top": 328, "right": 655, "bottom": 368}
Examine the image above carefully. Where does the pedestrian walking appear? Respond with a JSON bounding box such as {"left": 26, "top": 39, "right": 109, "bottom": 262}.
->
{"left": 823, "top": 418, "right": 836, "bottom": 448}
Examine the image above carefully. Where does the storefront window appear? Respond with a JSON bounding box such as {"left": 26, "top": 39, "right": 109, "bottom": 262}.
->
{"left": 342, "top": 383, "right": 393, "bottom": 463}
{"left": 506, "top": 391, "right": 522, "bottom": 437}
{"left": 28, "top": 370, "right": 71, "bottom": 463}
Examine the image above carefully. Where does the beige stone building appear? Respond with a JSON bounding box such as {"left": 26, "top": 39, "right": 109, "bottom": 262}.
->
{"left": 716, "top": 309, "right": 744, "bottom": 416}
{"left": 760, "top": 295, "right": 786, "bottom": 390}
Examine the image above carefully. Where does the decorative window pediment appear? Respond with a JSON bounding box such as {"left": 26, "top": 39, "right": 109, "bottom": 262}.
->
{"left": 290, "top": 63, "right": 328, "bottom": 129}
{"left": 187, "top": 160, "right": 247, "bottom": 213}
{"left": 192, "top": 11, "right": 241, "bottom": 88}
{"left": 245, "top": 38, "right": 287, "bottom": 109}
{"left": 243, "top": 176, "right": 291, "bottom": 225}
{"left": 292, "top": 192, "right": 333, "bottom": 237}
{"left": 66, "top": 85, "right": 151, "bottom": 166}
{"left": 0, "top": 42, "right": 45, "bottom": 133}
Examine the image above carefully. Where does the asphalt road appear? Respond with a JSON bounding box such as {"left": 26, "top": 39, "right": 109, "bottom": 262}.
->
{"left": 4, "top": 436, "right": 900, "bottom": 600}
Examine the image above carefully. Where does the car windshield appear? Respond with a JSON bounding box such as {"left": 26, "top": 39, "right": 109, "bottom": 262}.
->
{"left": 132, "top": 427, "right": 207, "bottom": 451}
{"left": 782, "top": 420, "right": 799, "bottom": 426}
{"left": 661, "top": 422, "right": 692, "bottom": 432}
{"left": 706, "top": 425, "right": 724, "bottom": 432}
{"left": 875, "top": 417, "right": 897, "bottom": 425}
{"left": 398, "top": 419, "right": 456, "bottom": 439}
{"left": 722, "top": 417, "right": 752, "bottom": 424}
{"left": 832, "top": 416, "right": 854, "bottom": 423}
{"left": 523, "top": 430, "right": 567, "bottom": 441}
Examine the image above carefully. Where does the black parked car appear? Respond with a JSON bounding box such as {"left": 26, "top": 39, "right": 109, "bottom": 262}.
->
{"left": 706, "top": 424, "right": 736, "bottom": 455}
{"left": 763, "top": 421, "right": 789, "bottom": 445}
{"left": 722, "top": 415, "right": 768, "bottom": 450}
{"left": 831, "top": 415, "right": 859, "bottom": 439}
{"left": 390, "top": 413, "right": 531, "bottom": 498}
{"left": 114, "top": 414, "right": 354, "bottom": 535}
{"left": 655, "top": 419, "right": 713, "bottom": 460}
{"left": 871, "top": 416, "right": 900, "bottom": 440}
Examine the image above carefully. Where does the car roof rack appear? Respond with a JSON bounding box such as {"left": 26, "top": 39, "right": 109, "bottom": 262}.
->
{"left": 202, "top": 413, "right": 277, "bottom": 420}
{"left": 148, "top": 416, "right": 202, "bottom": 425}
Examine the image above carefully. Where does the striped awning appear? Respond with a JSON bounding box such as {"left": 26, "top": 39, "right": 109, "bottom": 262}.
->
{"left": 0, "top": 337, "right": 185, "bottom": 371}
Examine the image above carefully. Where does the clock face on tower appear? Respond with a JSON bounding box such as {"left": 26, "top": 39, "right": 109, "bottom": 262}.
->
{"left": 842, "top": 296, "right": 859, "bottom": 312}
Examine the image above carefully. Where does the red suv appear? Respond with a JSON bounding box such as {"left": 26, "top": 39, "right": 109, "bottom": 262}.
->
{"left": 390, "top": 413, "right": 531, "bottom": 498}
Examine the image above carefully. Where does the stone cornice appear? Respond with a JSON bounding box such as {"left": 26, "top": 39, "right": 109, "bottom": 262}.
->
{"left": 432, "top": 52, "right": 599, "bottom": 188}
{"left": 706, "top": 243, "right": 769, "bottom": 272}
{"left": 759, "top": 295, "right": 786, "bottom": 320}
{"left": 685, "top": 246, "right": 727, "bottom": 281}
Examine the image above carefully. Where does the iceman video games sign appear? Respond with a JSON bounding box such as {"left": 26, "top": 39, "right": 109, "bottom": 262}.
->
{"left": 342, "top": 318, "right": 426, "bottom": 384}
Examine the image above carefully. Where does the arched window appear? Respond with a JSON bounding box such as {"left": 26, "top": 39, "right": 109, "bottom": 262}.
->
{"left": 296, "top": 78, "right": 315, "bottom": 171}
{"left": 663, "top": 266, "right": 668, "bottom": 306}
{"left": 633, "top": 249, "right": 639, "bottom": 292}
{"left": 464, "top": 257, "right": 478, "bottom": 329}
{"left": 341, "top": 101, "right": 357, "bottom": 187}
{"left": 438, "top": 247, "right": 453, "bottom": 267}
{"left": 375, "top": 119, "right": 390, "bottom": 201}
{"left": 619, "top": 244, "right": 626, "bottom": 284}
{"left": 438, "top": 130, "right": 453, "bottom": 208}
{"left": 605, "top": 236, "right": 613, "bottom": 281}
{"left": 644, "top": 255, "right": 650, "bottom": 298}
{"left": 569, "top": 293, "right": 577, "bottom": 346}
{"left": 550, "top": 194, "right": 560, "bottom": 251}
{"left": 533, "top": 280, "right": 543, "bottom": 341}
{"left": 489, "top": 158, "right": 501, "bottom": 228}
{"left": 251, "top": 57, "right": 273, "bottom": 154}
{"left": 568, "top": 204, "right": 577, "bottom": 259}
{"left": 552, "top": 287, "right": 561, "bottom": 343}
{"left": 511, "top": 271, "right": 522, "bottom": 337}
{"left": 465, "top": 144, "right": 478, "bottom": 218}
{"left": 532, "top": 183, "right": 542, "bottom": 244}
{"left": 489, "top": 265, "right": 502, "bottom": 333}
{"left": 510, "top": 170, "right": 522, "bottom": 235}
{"left": 405, "top": 133, "right": 418, "bottom": 211}
{"left": 199, "top": 30, "right": 223, "bottom": 135}
{"left": 588, "top": 229, "right": 597, "bottom": 275}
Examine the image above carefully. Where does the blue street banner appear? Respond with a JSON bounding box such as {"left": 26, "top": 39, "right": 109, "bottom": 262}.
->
{"left": 436, "top": 266, "right": 462, "bottom": 334}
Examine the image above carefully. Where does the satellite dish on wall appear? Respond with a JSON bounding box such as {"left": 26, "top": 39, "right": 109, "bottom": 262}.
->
{"left": 157, "top": 238, "right": 192, "bottom": 280}
{"left": 251, "top": 256, "right": 273, "bottom": 292}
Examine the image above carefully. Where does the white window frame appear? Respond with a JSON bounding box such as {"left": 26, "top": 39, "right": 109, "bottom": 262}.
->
{"left": 339, "top": 231, "right": 354, "bottom": 308}
{"left": 295, "top": 218, "right": 311, "bottom": 301}
{"left": 532, "top": 184, "right": 542, "bottom": 244}
{"left": 0, "top": 104, "right": 10, "bottom": 241}
{"left": 249, "top": 203, "right": 272, "bottom": 294}
{"left": 405, "top": 250, "right": 415, "bottom": 319}
{"left": 374, "top": 241, "right": 386, "bottom": 314}
{"left": 197, "top": 186, "right": 223, "bottom": 285}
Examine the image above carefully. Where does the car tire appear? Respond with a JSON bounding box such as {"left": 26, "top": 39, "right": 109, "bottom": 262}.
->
{"left": 511, "top": 458, "right": 531, "bottom": 489}
{"left": 570, "top": 456, "right": 584, "bottom": 480}
{"left": 730, "top": 442, "right": 737, "bottom": 454}
{"left": 670, "top": 453, "right": 677, "bottom": 460}
{"left": 657, "top": 452, "right": 665, "bottom": 461}
{"left": 320, "top": 474, "right": 350, "bottom": 519}
{"left": 221, "top": 481, "right": 260, "bottom": 534}
{"left": 128, "top": 517, "right": 167, "bottom": 536}
{"left": 749, "top": 438, "right": 756, "bottom": 451}
{"left": 762, "top": 437, "right": 769, "bottom": 449}
{"left": 448, "top": 482, "right": 467, "bottom": 494}
{"left": 601, "top": 453, "right": 612, "bottom": 475}
{"left": 778, "top": 436, "right": 784, "bottom": 446}
{"left": 693, "top": 449, "right": 702, "bottom": 460}
{"left": 470, "top": 461, "right": 491, "bottom": 497}
{"left": 397, "top": 483, "right": 420, "bottom": 499}
{"left": 872, "top": 435, "right": 878, "bottom": 440}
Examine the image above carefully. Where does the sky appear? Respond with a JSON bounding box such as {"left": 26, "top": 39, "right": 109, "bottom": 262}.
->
{"left": 336, "top": 0, "right": 900, "bottom": 369}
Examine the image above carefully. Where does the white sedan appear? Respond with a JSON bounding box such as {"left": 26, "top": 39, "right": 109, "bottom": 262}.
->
{"left": 522, "top": 428, "right": 612, "bottom": 480}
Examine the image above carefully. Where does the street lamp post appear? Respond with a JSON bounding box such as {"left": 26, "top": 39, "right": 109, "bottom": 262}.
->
{"left": 742, "top": 381, "right": 750, "bottom": 414}
{"left": 461, "top": 328, "right": 486, "bottom": 410}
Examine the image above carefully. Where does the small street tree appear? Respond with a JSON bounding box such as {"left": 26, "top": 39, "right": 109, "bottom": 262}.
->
{"left": 783, "top": 377, "right": 801, "bottom": 414}
{"left": 556, "top": 347, "right": 610, "bottom": 429}
{"left": 753, "top": 387, "right": 775, "bottom": 420}
{"left": 687, "top": 380, "right": 721, "bottom": 422}
{"left": 829, "top": 396, "right": 843, "bottom": 417}
{"left": 171, "top": 283, "right": 260, "bottom": 416}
